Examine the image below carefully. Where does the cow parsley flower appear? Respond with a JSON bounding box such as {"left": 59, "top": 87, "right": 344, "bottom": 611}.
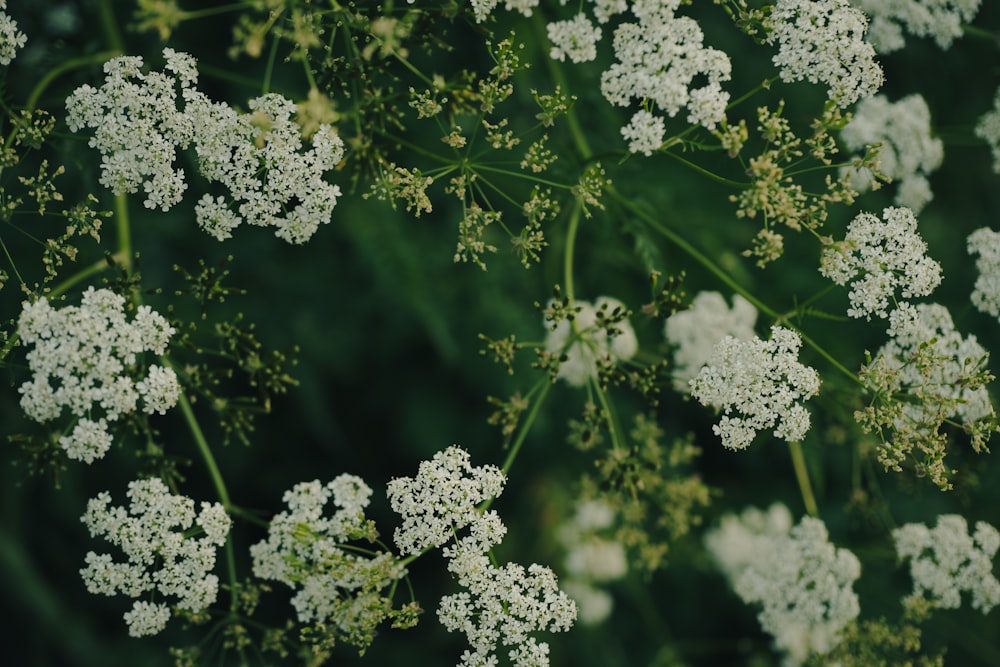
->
{"left": 16, "top": 288, "right": 180, "bottom": 463}
{"left": 547, "top": 13, "right": 601, "bottom": 63}
{"left": 689, "top": 327, "right": 820, "bottom": 450}
{"left": 544, "top": 296, "right": 638, "bottom": 387}
{"left": 705, "top": 504, "right": 861, "bottom": 666}
{"left": 893, "top": 514, "right": 1000, "bottom": 614}
{"left": 852, "top": 0, "right": 982, "bottom": 53}
{"left": 601, "top": 0, "right": 731, "bottom": 143}
{"left": 975, "top": 86, "right": 1000, "bottom": 174}
{"left": 819, "top": 207, "right": 942, "bottom": 320}
{"left": 250, "top": 475, "right": 405, "bottom": 644}
{"left": 80, "top": 478, "right": 231, "bottom": 637}
{"left": 664, "top": 291, "right": 758, "bottom": 391}
{"left": 0, "top": 0, "right": 26, "bottom": 65}
{"left": 765, "top": 0, "right": 883, "bottom": 107}
{"left": 840, "top": 94, "right": 944, "bottom": 213}
{"left": 387, "top": 445, "right": 506, "bottom": 555}
{"left": 620, "top": 109, "right": 666, "bottom": 156}
{"left": 557, "top": 498, "right": 626, "bottom": 625}
{"left": 968, "top": 227, "right": 1000, "bottom": 318}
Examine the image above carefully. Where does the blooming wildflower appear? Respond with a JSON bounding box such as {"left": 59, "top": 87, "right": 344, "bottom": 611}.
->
{"left": 689, "top": 326, "right": 820, "bottom": 450}
{"left": 80, "top": 478, "right": 231, "bottom": 637}
{"left": 601, "top": 0, "right": 732, "bottom": 140}
{"left": 975, "top": 86, "right": 1000, "bottom": 174}
{"left": 620, "top": 109, "right": 666, "bottom": 157}
{"left": 547, "top": 13, "right": 601, "bottom": 64}
{"left": 819, "top": 207, "right": 942, "bottom": 320}
{"left": 893, "top": 514, "right": 1000, "bottom": 614}
{"left": 0, "top": 0, "right": 26, "bottom": 65}
{"left": 557, "top": 498, "right": 626, "bottom": 625}
{"left": 765, "top": 0, "right": 883, "bottom": 107}
{"left": 16, "top": 288, "right": 180, "bottom": 463}
{"left": 839, "top": 94, "right": 943, "bottom": 213}
{"left": 852, "top": 0, "right": 982, "bottom": 53}
{"left": 705, "top": 504, "right": 861, "bottom": 665}
{"left": 544, "top": 296, "right": 638, "bottom": 387}
{"left": 664, "top": 291, "right": 758, "bottom": 391}
{"left": 387, "top": 445, "right": 506, "bottom": 555}
{"left": 968, "top": 227, "right": 1000, "bottom": 318}
{"left": 250, "top": 475, "right": 405, "bottom": 641}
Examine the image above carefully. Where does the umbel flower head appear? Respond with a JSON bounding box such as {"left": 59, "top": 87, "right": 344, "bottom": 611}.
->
{"left": 16, "top": 287, "right": 180, "bottom": 463}
{"left": 0, "top": 0, "right": 27, "bottom": 66}
{"left": 967, "top": 226, "right": 1000, "bottom": 319}
{"left": 689, "top": 326, "right": 820, "bottom": 450}
{"left": 853, "top": 0, "right": 982, "bottom": 54}
{"left": 543, "top": 296, "right": 638, "bottom": 387}
{"left": 80, "top": 478, "right": 231, "bottom": 637}
{"left": 705, "top": 503, "right": 861, "bottom": 666}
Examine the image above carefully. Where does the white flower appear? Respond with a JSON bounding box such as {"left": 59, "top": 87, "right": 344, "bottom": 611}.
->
{"left": 765, "top": 0, "right": 883, "bottom": 107}
{"left": 620, "top": 109, "right": 666, "bottom": 156}
{"left": 544, "top": 296, "right": 638, "bottom": 387}
{"left": 893, "top": 514, "right": 1000, "bottom": 613}
{"left": 819, "top": 207, "right": 942, "bottom": 320}
{"left": 665, "top": 291, "right": 758, "bottom": 391}
{"left": 839, "top": 94, "right": 944, "bottom": 212}
{"left": 852, "top": 0, "right": 982, "bottom": 53}
{"left": 968, "top": 227, "right": 1000, "bottom": 318}
{"left": 0, "top": 0, "right": 26, "bottom": 66}
{"left": 16, "top": 288, "right": 179, "bottom": 463}
{"left": 387, "top": 445, "right": 506, "bottom": 555}
{"left": 547, "top": 13, "right": 602, "bottom": 63}
{"left": 80, "top": 478, "right": 231, "bottom": 637}
{"left": 689, "top": 326, "right": 820, "bottom": 450}
{"left": 705, "top": 504, "right": 861, "bottom": 666}
{"left": 976, "top": 86, "right": 1000, "bottom": 174}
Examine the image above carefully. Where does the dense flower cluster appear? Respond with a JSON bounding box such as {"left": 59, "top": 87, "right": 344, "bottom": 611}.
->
{"left": 840, "top": 94, "right": 944, "bottom": 212}
{"left": 819, "top": 207, "right": 942, "bottom": 320}
{"left": 601, "top": 0, "right": 731, "bottom": 152}
{"left": 705, "top": 503, "right": 861, "bottom": 666}
{"left": 547, "top": 13, "right": 602, "bottom": 63}
{"left": 250, "top": 475, "right": 403, "bottom": 624}
{"left": 689, "top": 326, "right": 821, "bottom": 450}
{"left": 765, "top": 0, "right": 883, "bottom": 107}
{"left": 967, "top": 226, "right": 1000, "bottom": 318}
{"left": 0, "top": 0, "right": 26, "bottom": 65}
{"left": 893, "top": 514, "right": 1000, "bottom": 613}
{"left": 17, "top": 288, "right": 179, "bottom": 463}
{"left": 543, "top": 296, "right": 638, "bottom": 387}
{"left": 853, "top": 0, "right": 982, "bottom": 53}
{"left": 80, "top": 478, "right": 231, "bottom": 637}
{"left": 664, "top": 291, "right": 758, "bottom": 391}
{"left": 65, "top": 48, "right": 344, "bottom": 243}
{"left": 976, "top": 86, "right": 1000, "bottom": 174}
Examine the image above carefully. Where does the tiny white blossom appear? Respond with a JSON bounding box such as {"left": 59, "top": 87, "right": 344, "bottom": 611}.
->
{"left": 705, "top": 504, "right": 861, "bottom": 666}
{"left": 852, "top": 0, "right": 982, "bottom": 53}
{"left": 620, "top": 109, "right": 666, "bottom": 156}
{"left": 665, "top": 291, "right": 758, "bottom": 391}
{"left": 547, "top": 13, "right": 602, "bottom": 63}
{"left": 968, "top": 227, "right": 1000, "bottom": 319}
{"left": 840, "top": 94, "right": 944, "bottom": 212}
{"left": 975, "top": 86, "right": 1000, "bottom": 174}
{"left": 819, "top": 207, "right": 942, "bottom": 320}
{"left": 765, "top": 0, "right": 883, "bottom": 107}
{"left": 0, "top": 0, "right": 26, "bottom": 66}
{"left": 80, "top": 478, "right": 231, "bottom": 637}
{"left": 893, "top": 514, "right": 1000, "bottom": 614}
{"left": 689, "top": 327, "right": 820, "bottom": 450}
{"left": 544, "top": 296, "right": 638, "bottom": 387}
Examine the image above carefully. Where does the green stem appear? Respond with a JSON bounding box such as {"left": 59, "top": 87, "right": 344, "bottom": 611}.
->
{"left": 499, "top": 378, "right": 552, "bottom": 477}
{"left": 564, "top": 201, "right": 582, "bottom": 303}
{"left": 663, "top": 150, "right": 746, "bottom": 187}
{"left": 96, "top": 0, "right": 125, "bottom": 53}
{"left": 114, "top": 194, "right": 132, "bottom": 272}
{"left": 262, "top": 36, "right": 281, "bottom": 94}
{"left": 789, "top": 441, "right": 818, "bottom": 517}
{"left": 23, "top": 50, "right": 120, "bottom": 113}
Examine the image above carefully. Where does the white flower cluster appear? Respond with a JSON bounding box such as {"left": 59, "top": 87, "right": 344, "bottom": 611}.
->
{"left": 664, "top": 291, "right": 758, "bottom": 392}
{"left": 601, "top": 0, "right": 731, "bottom": 153}
{"left": 250, "top": 475, "right": 404, "bottom": 625}
{"left": 17, "top": 288, "right": 180, "bottom": 464}
{"left": 557, "top": 498, "right": 627, "bottom": 625}
{"left": 975, "top": 86, "right": 1000, "bottom": 174}
{"left": 689, "top": 326, "right": 821, "bottom": 450}
{"left": 852, "top": 0, "right": 981, "bottom": 53}
{"left": 544, "top": 296, "right": 638, "bottom": 387}
{"left": 65, "top": 48, "right": 344, "bottom": 243}
{"left": 547, "top": 13, "right": 602, "bottom": 63}
{"left": 0, "top": 0, "right": 26, "bottom": 65}
{"left": 819, "top": 207, "right": 942, "bottom": 320}
{"left": 967, "top": 227, "right": 1000, "bottom": 318}
{"left": 839, "top": 94, "right": 944, "bottom": 213}
{"left": 389, "top": 446, "right": 576, "bottom": 667}
{"left": 80, "top": 478, "right": 231, "bottom": 637}
{"left": 765, "top": 0, "right": 883, "bottom": 108}
{"left": 876, "top": 302, "right": 994, "bottom": 425}
{"left": 705, "top": 503, "right": 861, "bottom": 666}
{"left": 469, "top": 0, "right": 540, "bottom": 23}
{"left": 893, "top": 514, "right": 1000, "bottom": 614}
